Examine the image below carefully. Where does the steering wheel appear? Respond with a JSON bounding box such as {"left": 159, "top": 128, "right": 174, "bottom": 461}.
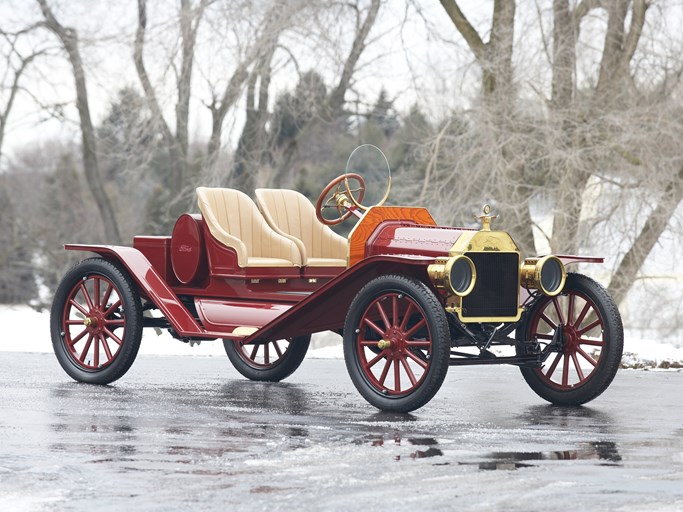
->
{"left": 315, "top": 173, "right": 366, "bottom": 226}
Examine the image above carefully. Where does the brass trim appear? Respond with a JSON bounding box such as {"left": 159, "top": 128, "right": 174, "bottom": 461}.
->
{"left": 377, "top": 339, "right": 392, "bottom": 350}
{"left": 520, "top": 255, "right": 567, "bottom": 296}
{"left": 427, "top": 255, "right": 476, "bottom": 297}
{"left": 277, "top": 278, "right": 287, "bottom": 284}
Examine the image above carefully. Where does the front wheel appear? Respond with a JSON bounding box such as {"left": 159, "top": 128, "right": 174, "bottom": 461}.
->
{"left": 223, "top": 335, "right": 310, "bottom": 382}
{"left": 516, "top": 273, "right": 623, "bottom": 405}
{"left": 50, "top": 258, "right": 143, "bottom": 384}
{"left": 344, "top": 275, "right": 450, "bottom": 413}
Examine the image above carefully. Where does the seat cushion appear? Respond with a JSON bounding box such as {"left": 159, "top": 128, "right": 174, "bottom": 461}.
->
{"left": 246, "top": 257, "right": 299, "bottom": 267}
{"left": 255, "top": 188, "right": 348, "bottom": 266}
{"left": 196, "top": 187, "right": 302, "bottom": 268}
{"left": 305, "top": 257, "right": 347, "bottom": 267}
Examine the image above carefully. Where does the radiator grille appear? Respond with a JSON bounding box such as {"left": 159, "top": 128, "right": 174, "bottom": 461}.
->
{"left": 461, "top": 252, "right": 519, "bottom": 318}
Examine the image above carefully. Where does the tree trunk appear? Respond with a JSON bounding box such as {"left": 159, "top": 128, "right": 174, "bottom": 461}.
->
{"left": 38, "top": 0, "right": 121, "bottom": 245}
{"left": 608, "top": 166, "right": 683, "bottom": 306}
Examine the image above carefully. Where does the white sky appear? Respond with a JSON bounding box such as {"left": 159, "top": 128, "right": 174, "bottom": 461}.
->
{"left": 1, "top": 1, "right": 682, "bottom": 165}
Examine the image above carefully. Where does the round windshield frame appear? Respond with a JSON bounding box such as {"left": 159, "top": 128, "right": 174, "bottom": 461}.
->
{"left": 343, "top": 144, "right": 391, "bottom": 211}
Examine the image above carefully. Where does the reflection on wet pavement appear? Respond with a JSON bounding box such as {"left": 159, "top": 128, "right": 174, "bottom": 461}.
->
{"left": 1, "top": 354, "right": 682, "bottom": 511}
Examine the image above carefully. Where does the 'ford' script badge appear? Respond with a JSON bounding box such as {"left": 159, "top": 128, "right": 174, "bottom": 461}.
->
{"left": 179, "top": 245, "right": 192, "bottom": 253}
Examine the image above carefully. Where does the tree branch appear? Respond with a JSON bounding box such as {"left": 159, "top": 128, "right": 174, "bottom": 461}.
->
{"left": 438, "top": 0, "right": 487, "bottom": 63}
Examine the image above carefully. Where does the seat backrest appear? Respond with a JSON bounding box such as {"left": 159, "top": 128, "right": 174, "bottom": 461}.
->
{"left": 254, "top": 188, "right": 347, "bottom": 262}
{"left": 196, "top": 187, "right": 302, "bottom": 267}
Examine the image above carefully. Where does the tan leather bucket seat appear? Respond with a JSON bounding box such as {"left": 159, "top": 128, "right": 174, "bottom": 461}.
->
{"left": 196, "top": 187, "right": 302, "bottom": 267}
{"left": 255, "top": 188, "right": 347, "bottom": 267}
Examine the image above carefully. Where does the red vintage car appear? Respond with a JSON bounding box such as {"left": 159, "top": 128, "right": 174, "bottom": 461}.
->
{"left": 50, "top": 146, "right": 623, "bottom": 412}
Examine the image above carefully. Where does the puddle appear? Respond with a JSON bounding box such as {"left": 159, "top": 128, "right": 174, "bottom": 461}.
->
{"left": 463, "top": 441, "right": 622, "bottom": 470}
{"left": 489, "top": 441, "right": 621, "bottom": 463}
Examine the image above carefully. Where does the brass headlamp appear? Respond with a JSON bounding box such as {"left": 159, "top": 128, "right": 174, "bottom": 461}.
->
{"left": 520, "top": 255, "right": 566, "bottom": 296}
{"left": 428, "top": 254, "right": 476, "bottom": 297}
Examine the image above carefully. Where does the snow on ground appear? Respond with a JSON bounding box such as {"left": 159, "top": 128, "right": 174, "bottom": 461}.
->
{"left": 0, "top": 305, "right": 679, "bottom": 367}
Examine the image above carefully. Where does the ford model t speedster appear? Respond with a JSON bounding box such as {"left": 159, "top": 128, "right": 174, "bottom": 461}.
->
{"left": 50, "top": 146, "right": 623, "bottom": 413}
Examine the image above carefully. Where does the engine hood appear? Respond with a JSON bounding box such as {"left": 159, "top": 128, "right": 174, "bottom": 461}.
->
{"left": 365, "top": 223, "right": 477, "bottom": 259}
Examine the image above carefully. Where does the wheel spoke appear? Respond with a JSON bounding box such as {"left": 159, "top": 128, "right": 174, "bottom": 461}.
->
{"left": 398, "top": 302, "right": 414, "bottom": 331}
{"left": 100, "top": 334, "right": 113, "bottom": 361}
{"left": 79, "top": 334, "right": 93, "bottom": 362}
{"left": 69, "top": 299, "right": 89, "bottom": 317}
{"left": 567, "top": 293, "right": 575, "bottom": 326}
{"left": 545, "top": 352, "right": 562, "bottom": 379}
{"left": 401, "top": 357, "right": 417, "bottom": 386}
{"left": 365, "top": 352, "right": 385, "bottom": 370}
{"left": 540, "top": 313, "right": 557, "bottom": 330}
{"left": 101, "top": 282, "right": 113, "bottom": 309}
{"left": 562, "top": 355, "right": 569, "bottom": 387}
{"left": 405, "top": 340, "right": 431, "bottom": 347}
{"left": 392, "top": 296, "right": 398, "bottom": 328}
{"left": 376, "top": 301, "right": 391, "bottom": 331}
{"left": 249, "top": 343, "right": 259, "bottom": 360}
{"left": 94, "top": 278, "right": 101, "bottom": 308}
{"left": 573, "top": 302, "right": 591, "bottom": 329}
{"left": 65, "top": 319, "right": 85, "bottom": 326}
{"left": 360, "top": 340, "right": 381, "bottom": 346}
{"left": 552, "top": 298, "right": 565, "bottom": 326}
{"left": 363, "top": 318, "right": 386, "bottom": 337}
{"left": 571, "top": 352, "right": 585, "bottom": 381}
{"left": 394, "top": 359, "right": 401, "bottom": 392}
{"left": 93, "top": 336, "right": 100, "bottom": 367}
{"left": 264, "top": 343, "right": 270, "bottom": 365}
{"left": 79, "top": 283, "right": 94, "bottom": 310}
{"left": 103, "top": 327, "right": 123, "bottom": 345}
{"left": 405, "top": 349, "right": 428, "bottom": 369}
{"left": 273, "top": 341, "right": 283, "bottom": 358}
{"left": 404, "top": 317, "right": 427, "bottom": 339}
{"left": 379, "top": 358, "right": 391, "bottom": 386}
{"left": 576, "top": 346, "right": 598, "bottom": 367}
{"left": 579, "top": 338, "right": 603, "bottom": 347}
{"left": 68, "top": 328, "right": 88, "bottom": 346}
{"left": 103, "top": 299, "right": 122, "bottom": 318}
{"left": 105, "top": 319, "right": 125, "bottom": 326}
{"left": 578, "top": 319, "right": 602, "bottom": 336}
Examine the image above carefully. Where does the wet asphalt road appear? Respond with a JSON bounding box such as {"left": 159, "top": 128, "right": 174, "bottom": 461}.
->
{"left": 0, "top": 352, "right": 681, "bottom": 512}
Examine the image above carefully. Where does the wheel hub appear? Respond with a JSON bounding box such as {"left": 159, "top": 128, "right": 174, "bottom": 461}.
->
{"left": 562, "top": 325, "right": 579, "bottom": 353}
{"left": 383, "top": 327, "right": 407, "bottom": 358}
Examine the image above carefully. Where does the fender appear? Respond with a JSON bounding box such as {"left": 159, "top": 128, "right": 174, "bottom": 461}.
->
{"left": 65, "top": 244, "right": 243, "bottom": 340}
{"left": 555, "top": 255, "right": 604, "bottom": 266}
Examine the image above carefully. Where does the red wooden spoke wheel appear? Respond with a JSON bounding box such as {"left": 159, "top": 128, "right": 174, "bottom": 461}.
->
{"left": 357, "top": 293, "right": 433, "bottom": 396}
{"left": 516, "top": 273, "right": 623, "bottom": 406}
{"left": 62, "top": 274, "right": 125, "bottom": 370}
{"left": 223, "top": 335, "right": 310, "bottom": 382}
{"left": 344, "top": 275, "right": 450, "bottom": 413}
{"left": 51, "top": 258, "right": 143, "bottom": 384}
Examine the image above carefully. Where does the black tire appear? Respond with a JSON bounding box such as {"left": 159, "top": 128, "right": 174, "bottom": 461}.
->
{"left": 223, "top": 335, "right": 310, "bottom": 382}
{"left": 343, "top": 275, "right": 450, "bottom": 413}
{"left": 516, "top": 272, "right": 623, "bottom": 405}
{"left": 51, "top": 257, "right": 143, "bottom": 384}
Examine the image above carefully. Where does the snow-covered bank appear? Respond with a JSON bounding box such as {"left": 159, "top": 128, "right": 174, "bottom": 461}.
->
{"left": 0, "top": 305, "right": 680, "bottom": 368}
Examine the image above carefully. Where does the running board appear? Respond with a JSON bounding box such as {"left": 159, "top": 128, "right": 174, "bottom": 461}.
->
{"left": 449, "top": 354, "right": 541, "bottom": 367}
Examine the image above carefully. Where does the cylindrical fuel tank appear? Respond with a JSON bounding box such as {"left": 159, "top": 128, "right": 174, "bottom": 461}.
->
{"left": 171, "top": 213, "right": 207, "bottom": 285}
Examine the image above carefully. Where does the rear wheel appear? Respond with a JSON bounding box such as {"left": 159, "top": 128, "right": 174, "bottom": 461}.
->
{"left": 223, "top": 335, "right": 310, "bottom": 382}
{"left": 516, "top": 273, "right": 623, "bottom": 405}
{"left": 51, "top": 258, "right": 143, "bottom": 384}
{"left": 344, "top": 275, "right": 450, "bottom": 413}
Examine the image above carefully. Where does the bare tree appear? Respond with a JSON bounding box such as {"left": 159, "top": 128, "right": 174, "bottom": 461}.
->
{"left": 134, "top": 0, "right": 210, "bottom": 197}
{"left": 37, "top": 0, "right": 121, "bottom": 245}
{"left": 0, "top": 28, "right": 44, "bottom": 168}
